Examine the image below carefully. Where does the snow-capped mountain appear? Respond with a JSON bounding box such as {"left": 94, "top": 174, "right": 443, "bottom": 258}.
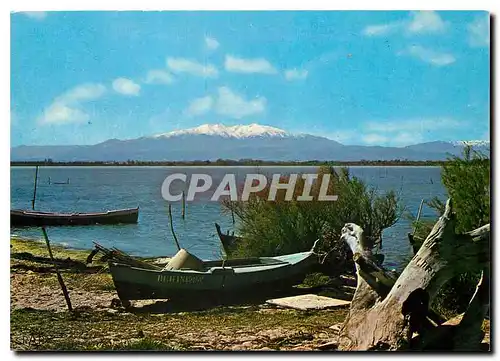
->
{"left": 451, "top": 140, "right": 490, "bottom": 147}
{"left": 154, "top": 123, "right": 290, "bottom": 139}
{"left": 10, "top": 123, "right": 490, "bottom": 162}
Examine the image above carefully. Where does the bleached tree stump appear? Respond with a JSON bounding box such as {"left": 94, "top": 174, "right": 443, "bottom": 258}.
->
{"left": 338, "top": 199, "right": 490, "bottom": 351}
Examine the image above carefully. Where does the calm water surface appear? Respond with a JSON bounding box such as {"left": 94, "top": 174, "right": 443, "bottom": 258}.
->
{"left": 10, "top": 166, "right": 447, "bottom": 269}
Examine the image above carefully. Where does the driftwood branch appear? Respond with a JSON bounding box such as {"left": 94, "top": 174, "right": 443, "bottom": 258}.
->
{"left": 338, "top": 199, "right": 490, "bottom": 351}
{"left": 453, "top": 266, "right": 490, "bottom": 350}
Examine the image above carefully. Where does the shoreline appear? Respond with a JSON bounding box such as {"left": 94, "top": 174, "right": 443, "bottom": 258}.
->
{"left": 11, "top": 161, "right": 449, "bottom": 167}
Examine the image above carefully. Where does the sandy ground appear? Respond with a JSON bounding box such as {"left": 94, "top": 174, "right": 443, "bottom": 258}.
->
{"left": 11, "top": 272, "right": 116, "bottom": 312}
{"left": 9, "top": 239, "right": 489, "bottom": 351}
{"left": 10, "top": 267, "right": 347, "bottom": 351}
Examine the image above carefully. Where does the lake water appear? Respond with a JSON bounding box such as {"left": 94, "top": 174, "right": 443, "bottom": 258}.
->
{"left": 10, "top": 166, "right": 447, "bottom": 269}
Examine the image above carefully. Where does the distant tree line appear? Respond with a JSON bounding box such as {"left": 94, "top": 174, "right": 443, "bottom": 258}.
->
{"left": 10, "top": 158, "right": 449, "bottom": 167}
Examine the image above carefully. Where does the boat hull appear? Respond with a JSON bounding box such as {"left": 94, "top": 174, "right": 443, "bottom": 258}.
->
{"left": 10, "top": 208, "right": 139, "bottom": 227}
{"left": 109, "top": 251, "right": 316, "bottom": 301}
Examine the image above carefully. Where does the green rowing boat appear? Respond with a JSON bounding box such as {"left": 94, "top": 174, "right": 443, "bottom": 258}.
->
{"left": 109, "top": 240, "right": 319, "bottom": 302}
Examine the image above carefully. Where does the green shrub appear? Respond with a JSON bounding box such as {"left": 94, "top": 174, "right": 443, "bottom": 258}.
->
{"left": 409, "top": 145, "right": 490, "bottom": 317}
{"left": 221, "top": 166, "right": 403, "bottom": 274}
{"left": 432, "top": 146, "right": 490, "bottom": 233}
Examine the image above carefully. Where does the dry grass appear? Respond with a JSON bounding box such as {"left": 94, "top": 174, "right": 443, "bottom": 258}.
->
{"left": 11, "top": 237, "right": 114, "bottom": 293}
{"left": 11, "top": 306, "right": 347, "bottom": 351}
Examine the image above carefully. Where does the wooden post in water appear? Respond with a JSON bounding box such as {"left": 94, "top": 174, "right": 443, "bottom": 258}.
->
{"left": 168, "top": 204, "right": 181, "bottom": 251}
{"left": 408, "top": 198, "right": 425, "bottom": 254}
{"left": 414, "top": 198, "right": 425, "bottom": 234}
{"left": 181, "top": 191, "right": 186, "bottom": 219}
{"left": 41, "top": 227, "right": 73, "bottom": 312}
{"left": 31, "top": 165, "right": 39, "bottom": 210}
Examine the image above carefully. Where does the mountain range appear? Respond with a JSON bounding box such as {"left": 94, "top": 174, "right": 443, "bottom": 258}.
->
{"left": 11, "top": 124, "right": 490, "bottom": 162}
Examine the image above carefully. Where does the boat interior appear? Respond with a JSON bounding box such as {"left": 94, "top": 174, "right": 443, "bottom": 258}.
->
{"left": 159, "top": 249, "right": 290, "bottom": 272}
{"left": 202, "top": 257, "right": 288, "bottom": 269}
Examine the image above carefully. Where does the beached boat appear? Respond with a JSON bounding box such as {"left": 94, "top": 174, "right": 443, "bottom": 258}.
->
{"left": 109, "top": 241, "right": 319, "bottom": 301}
{"left": 10, "top": 207, "right": 139, "bottom": 227}
{"left": 214, "top": 222, "right": 242, "bottom": 254}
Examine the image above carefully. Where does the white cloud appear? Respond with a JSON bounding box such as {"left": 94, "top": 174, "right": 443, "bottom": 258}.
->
{"left": 407, "top": 11, "right": 447, "bottom": 34}
{"left": 22, "top": 11, "right": 47, "bottom": 20}
{"left": 185, "top": 96, "right": 213, "bottom": 117}
{"left": 205, "top": 36, "right": 220, "bottom": 50}
{"left": 392, "top": 132, "right": 424, "bottom": 146}
{"left": 38, "top": 83, "right": 106, "bottom": 125}
{"left": 362, "top": 133, "right": 389, "bottom": 145}
{"left": 225, "top": 55, "right": 277, "bottom": 74}
{"left": 365, "top": 118, "right": 461, "bottom": 133}
{"left": 317, "top": 118, "right": 467, "bottom": 146}
{"left": 144, "top": 69, "right": 174, "bottom": 85}
{"left": 284, "top": 69, "right": 308, "bottom": 81}
{"left": 215, "top": 87, "right": 266, "bottom": 119}
{"left": 362, "top": 11, "right": 447, "bottom": 37}
{"left": 166, "top": 57, "right": 218, "bottom": 78}
{"left": 363, "top": 132, "right": 424, "bottom": 146}
{"left": 402, "top": 45, "right": 455, "bottom": 66}
{"left": 42, "top": 103, "right": 89, "bottom": 124}
{"left": 360, "top": 118, "right": 461, "bottom": 146}
{"left": 326, "top": 129, "right": 424, "bottom": 147}
{"left": 323, "top": 130, "right": 357, "bottom": 144}
{"left": 467, "top": 14, "right": 490, "bottom": 47}
{"left": 55, "top": 83, "right": 107, "bottom": 104}
{"left": 363, "top": 23, "right": 402, "bottom": 37}
{"left": 112, "top": 78, "right": 141, "bottom": 96}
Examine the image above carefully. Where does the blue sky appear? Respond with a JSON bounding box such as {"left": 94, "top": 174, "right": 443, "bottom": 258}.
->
{"left": 11, "top": 11, "right": 490, "bottom": 147}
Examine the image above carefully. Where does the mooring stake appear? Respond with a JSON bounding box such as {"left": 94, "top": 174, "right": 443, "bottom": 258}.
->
{"left": 168, "top": 203, "right": 181, "bottom": 251}
{"left": 41, "top": 227, "right": 73, "bottom": 312}
{"left": 181, "top": 190, "right": 186, "bottom": 219}
{"left": 31, "top": 165, "right": 39, "bottom": 210}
